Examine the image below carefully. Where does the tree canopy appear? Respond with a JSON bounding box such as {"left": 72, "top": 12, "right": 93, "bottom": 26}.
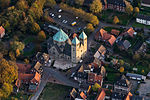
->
{"left": 74, "top": 0, "right": 84, "bottom": 6}
{"left": 45, "top": 0, "right": 56, "bottom": 8}
{"left": 90, "top": 0, "right": 102, "bottom": 13}
{"left": 113, "top": 16, "right": 119, "bottom": 24}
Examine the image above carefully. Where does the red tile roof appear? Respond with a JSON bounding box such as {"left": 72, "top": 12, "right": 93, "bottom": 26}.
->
{"left": 18, "top": 73, "right": 34, "bottom": 83}
{"left": 80, "top": 92, "right": 87, "bottom": 100}
{"left": 73, "top": 33, "right": 78, "bottom": 38}
{"left": 111, "top": 29, "right": 120, "bottom": 36}
{"left": 108, "top": 35, "right": 116, "bottom": 46}
{"left": 16, "top": 63, "right": 31, "bottom": 73}
{"left": 127, "top": 27, "right": 135, "bottom": 37}
{"left": 88, "top": 62, "right": 99, "bottom": 69}
{"left": 0, "top": 26, "right": 5, "bottom": 35}
{"left": 95, "top": 29, "right": 111, "bottom": 40}
{"left": 96, "top": 89, "right": 106, "bottom": 100}
{"left": 125, "top": 92, "right": 132, "bottom": 100}
{"left": 31, "top": 72, "right": 41, "bottom": 84}
{"left": 88, "top": 73, "right": 103, "bottom": 85}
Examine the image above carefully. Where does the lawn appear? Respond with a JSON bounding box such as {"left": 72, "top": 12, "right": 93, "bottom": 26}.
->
{"left": 103, "top": 26, "right": 124, "bottom": 33}
{"left": 24, "top": 36, "right": 35, "bottom": 45}
{"left": 5, "top": 92, "right": 31, "bottom": 100}
{"left": 106, "top": 72, "right": 120, "bottom": 84}
{"left": 101, "top": 9, "right": 132, "bottom": 25}
{"left": 38, "top": 83, "right": 71, "bottom": 100}
{"left": 132, "top": 22, "right": 150, "bottom": 29}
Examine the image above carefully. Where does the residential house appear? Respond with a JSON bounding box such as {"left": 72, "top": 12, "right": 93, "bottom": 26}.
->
{"left": 74, "top": 65, "right": 88, "bottom": 83}
{"left": 95, "top": 89, "right": 106, "bottom": 100}
{"left": 0, "top": 26, "right": 5, "bottom": 39}
{"left": 114, "top": 75, "right": 132, "bottom": 94}
{"left": 125, "top": 92, "right": 133, "bottom": 100}
{"left": 94, "top": 45, "right": 106, "bottom": 63}
{"left": 70, "top": 88, "right": 78, "bottom": 99}
{"left": 80, "top": 92, "right": 87, "bottom": 100}
{"left": 123, "top": 27, "right": 136, "bottom": 38}
{"left": 36, "top": 52, "right": 52, "bottom": 67}
{"left": 111, "top": 29, "right": 120, "bottom": 36}
{"left": 117, "top": 40, "right": 131, "bottom": 50}
{"left": 95, "top": 29, "right": 116, "bottom": 46}
{"left": 133, "top": 42, "right": 147, "bottom": 54}
{"left": 88, "top": 73, "right": 103, "bottom": 86}
{"left": 32, "top": 62, "right": 43, "bottom": 74}
{"left": 141, "top": 0, "right": 150, "bottom": 7}
{"left": 15, "top": 63, "right": 41, "bottom": 93}
{"left": 136, "top": 14, "right": 150, "bottom": 25}
{"left": 126, "top": 73, "right": 146, "bottom": 81}
{"left": 111, "top": 92, "right": 127, "bottom": 100}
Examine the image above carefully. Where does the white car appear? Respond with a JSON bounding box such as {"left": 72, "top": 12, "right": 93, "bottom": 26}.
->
{"left": 58, "top": 9, "right": 62, "bottom": 12}
{"left": 76, "top": 17, "right": 79, "bottom": 19}
{"left": 58, "top": 15, "right": 61, "bottom": 18}
{"left": 64, "top": 20, "right": 67, "bottom": 23}
{"left": 51, "top": 14, "right": 55, "bottom": 18}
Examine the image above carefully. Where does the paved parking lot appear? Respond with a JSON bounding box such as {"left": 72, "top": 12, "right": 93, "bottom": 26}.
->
{"left": 138, "top": 79, "right": 150, "bottom": 97}
{"left": 47, "top": 8, "right": 87, "bottom": 34}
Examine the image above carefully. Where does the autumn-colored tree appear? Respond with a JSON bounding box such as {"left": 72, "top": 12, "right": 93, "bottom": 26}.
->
{"left": 90, "top": 0, "right": 102, "bottom": 13}
{"left": 86, "top": 23, "right": 95, "bottom": 33}
{"left": 92, "top": 82, "right": 101, "bottom": 91}
{"left": 0, "top": 0, "right": 10, "bottom": 9}
{"left": 38, "top": 30, "right": 46, "bottom": 41}
{"left": 24, "top": 59, "right": 29, "bottom": 64}
{"left": 141, "top": 69, "right": 144, "bottom": 74}
{"left": 120, "top": 67, "right": 124, "bottom": 73}
{"left": 1, "top": 83, "right": 13, "bottom": 98}
{"left": 9, "top": 51, "right": 16, "bottom": 61}
{"left": 113, "top": 16, "right": 120, "bottom": 24}
{"left": 125, "top": 1, "right": 133, "bottom": 15}
{"left": 31, "top": 22, "right": 41, "bottom": 34}
{"left": 133, "top": 54, "right": 140, "bottom": 61}
{"left": 75, "top": 0, "right": 84, "bottom": 6}
{"left": 16, "top": 49, "right": 21, "bottom": 57}
{"left": 89, "top": 15, "right": 99, "bottom": 26}
{"left": 10, "top": 41, "right": 25, "bottom": 52}
{"left": 16, "top": 0, "right": 29, "bottom": 11}
{"left": 45, "top": 0, "right": 56, "bottom": 8}
{"left": 134, "top": 7, "right": 139, "bottom": 16}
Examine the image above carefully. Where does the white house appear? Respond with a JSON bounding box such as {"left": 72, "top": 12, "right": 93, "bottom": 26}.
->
{"left": 136, "top": 14, "right": 150, "bottom": 25}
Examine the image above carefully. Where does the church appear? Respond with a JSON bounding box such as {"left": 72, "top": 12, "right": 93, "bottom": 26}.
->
{"left": 47, "top": 29, "right": 87, "bottom": 63}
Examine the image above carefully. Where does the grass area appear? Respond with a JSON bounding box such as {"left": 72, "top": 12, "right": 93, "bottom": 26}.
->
{"left": 5, "top": 92, "right": 30, "bottom": 100}
{"left": 132, "top": 22, "right": 150, "bottom": 29}
{"left": 101, "top": 9, "right": 132, "bottom": 25}
{"left": 103, "top": 26, "right": 124, "bottom": 33}
{"left": 23, "top": 47, "right": 36, "bottom": 57}
{"left": 38, "top": 83, "right": 71, "bottom": 100}
{"left": 24, "top": 36, "right": 35, "bottom": 45}
{"left": 106, "top": 72, "right": 120, "bottom": 84}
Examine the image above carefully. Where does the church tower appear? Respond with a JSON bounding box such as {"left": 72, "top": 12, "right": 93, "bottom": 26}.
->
{"left": 79, "top": 31, "right": 87, "bottom": 57}
{"left": 71, "top": 37, "right": 80, "bottom": 63}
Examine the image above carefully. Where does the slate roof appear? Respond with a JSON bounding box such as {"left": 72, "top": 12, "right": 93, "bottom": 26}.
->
{"left": 107, "top": 0, "right": 126, "bottom": 7}
{"left": 72, "top": 37, "right": 80, "bottom": 45}
{"left": 79, "top": 31, "right": 87, "bottom": 40}
{"left": 137, "top": 14, "right": 150, "bottom": 21}
{"left": 142, "top": 0, "right": 150, "bottom": 5}
{"left": 111, "top": 92, "right": 127, "bottom": 100}
{"left": 63, "top": 43, "right": 71, "bottom": 56}
{"left": 53, "top": 29, "right": 69, "bottom": 42}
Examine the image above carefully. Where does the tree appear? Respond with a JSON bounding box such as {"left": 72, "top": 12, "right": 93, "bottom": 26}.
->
{"left": 134, "top": 7, "right": 139, "bottom": 15}
{"left": 0, "top": 0, "right": 10, "bottom": 9}
{"left": 113, "top": 16, "right": 120, "bottom": 24}
{"left": 75, "top": 0, "right": 84, "bottom": 6}
{"left": 119, "top": 59, "right": 124, "bottom": 65}
{"left": 38, "top": 30, "right": 46, "bottom": 41}
{"left": 86, "top": 23, "right": 95, "bottom": 33}
{"left": 24, "top": 59, "right": 29, "bottom": 64}
{"left": 120, "top": 67, "right": 124, "bottom": 73}
{"left": 16, "top": 49, "right": 21, "bottom": 57}
{"left": 90, "top": 0, "right": 102, "bottom": 13}
{"left": 45, "top": 0, "right": 56, "bottom": 8}
{"left": 92, "top": 83, "right": 101, "bottom": 91}
{"left": 10, "top": 41, "right": 25, "bottom": 52}
{"left": 16, "top": 0, "right": 29, "bottom": 11}
{"left": 9, "top": 51, "right": 16, "bottom": 61}
{"left": 31, "top": 22, "right": 41, "bottom": 34}
{"left": 1, "top": 83, "right": 13, "bottom": 98}
{"left": 133, "top": 54, "right": 140, "bottom": 61}
{"left": 125, "top": 1, "right": 133, "bottom": 15}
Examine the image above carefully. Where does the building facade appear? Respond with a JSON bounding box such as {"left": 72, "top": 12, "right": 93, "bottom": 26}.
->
{"left": 47, "top": 29, "right": 87, "bottom": 63}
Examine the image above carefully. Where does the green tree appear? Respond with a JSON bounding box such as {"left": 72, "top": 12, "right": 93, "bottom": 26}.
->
{"left": 45, "top": 0, "right": 56, "bottom": 8}
{"left": 90, "top": 0, "right": 102, "bottom": 13}
{"left": 16, "top": 0, "right": 29, "bottom": 11}
{"left": 113, "top": 16, "right": 120, "bottom": 24}
{"left": 75, "top": 0, "right": 84, "bottom": 6}
{"left": 31, "top": 22, "right": 41, "bottom": 34}
{"left": 38, "top": 30, "right": 46, "bottom": 41}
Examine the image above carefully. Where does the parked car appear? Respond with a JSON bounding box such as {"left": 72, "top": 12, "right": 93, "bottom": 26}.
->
{"left": 58, "top": 9, "right": 62, "bottom": 13}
